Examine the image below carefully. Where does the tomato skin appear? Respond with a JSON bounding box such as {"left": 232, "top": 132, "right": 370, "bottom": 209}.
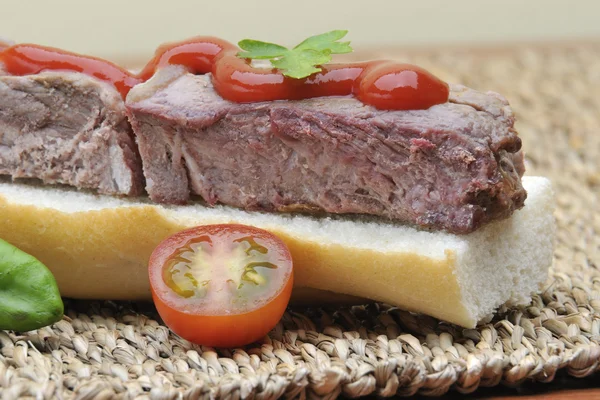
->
{"left": 148, "top": 224, "right": 293, "bottom": 348}
{"left": 151, "top": 274, "right": 292, "bottom": 348}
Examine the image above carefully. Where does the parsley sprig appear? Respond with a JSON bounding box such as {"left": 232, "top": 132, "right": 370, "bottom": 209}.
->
{"left": 237, "top": 30, "right": 353, "bottom": 79}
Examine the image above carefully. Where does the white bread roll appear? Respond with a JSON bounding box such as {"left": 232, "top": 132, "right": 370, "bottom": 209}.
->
{"left": 0, "top": 176, "right": 555, "bottom": 328}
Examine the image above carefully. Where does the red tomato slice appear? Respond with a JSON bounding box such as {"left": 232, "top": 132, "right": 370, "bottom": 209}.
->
{"left": 149, "top": 224, "right": 293, "bottom": 348}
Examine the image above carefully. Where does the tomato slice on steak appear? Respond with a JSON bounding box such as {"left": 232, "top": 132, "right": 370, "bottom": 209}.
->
{"left": 149, "top": 224, "right": 293, "bottom": 348}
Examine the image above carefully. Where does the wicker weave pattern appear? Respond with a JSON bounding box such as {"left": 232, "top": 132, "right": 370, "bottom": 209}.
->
{"left": 0, "top": 44, "right": 599, "bottom": 399}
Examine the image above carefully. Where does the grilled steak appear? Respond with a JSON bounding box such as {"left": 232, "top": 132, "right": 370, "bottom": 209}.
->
{"left": 0, "top": 71, "right": 144, "bottom": 196}
{"left": 126, "top": 67, "right": 526, "bottom": 234}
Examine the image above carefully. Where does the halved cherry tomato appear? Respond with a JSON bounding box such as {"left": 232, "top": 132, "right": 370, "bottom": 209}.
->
{"left": 148, "top": 224, "right": 293, "bottom": 348}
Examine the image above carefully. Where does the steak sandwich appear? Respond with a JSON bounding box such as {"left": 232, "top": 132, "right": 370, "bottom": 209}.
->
{"left": 0, "top": 35, "right": 555, "bottom": 328}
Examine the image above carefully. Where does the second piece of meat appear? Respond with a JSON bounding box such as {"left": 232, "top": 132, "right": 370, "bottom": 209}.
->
{"left": 126, "top": 66, "right": 526, "bottom": 234}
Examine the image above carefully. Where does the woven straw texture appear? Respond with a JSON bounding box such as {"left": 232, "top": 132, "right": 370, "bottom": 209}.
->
{"left": 1, "top": 44, "right": 599, "bottom": 399}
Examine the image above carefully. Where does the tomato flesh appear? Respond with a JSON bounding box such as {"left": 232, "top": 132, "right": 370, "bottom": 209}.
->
{"left": 149, "top": 224, "right": 293, "bottom": 348}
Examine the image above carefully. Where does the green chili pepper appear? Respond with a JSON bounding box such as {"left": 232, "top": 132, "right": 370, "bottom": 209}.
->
{"left": 0, "top": 238, "right": 64, "bottom": 331}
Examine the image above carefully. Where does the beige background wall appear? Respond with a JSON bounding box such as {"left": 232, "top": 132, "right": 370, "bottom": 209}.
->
{"left": 2, "top": 0, "right": 599, "bottom": 61}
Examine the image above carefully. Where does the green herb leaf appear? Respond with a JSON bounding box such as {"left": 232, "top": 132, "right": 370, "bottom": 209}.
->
{"left": 237, "top": 40, "right": 288, "bottom": 59}
{"left": 270, "top": 49, "right": 331, "bottom": 79}
{"left": 237, "top": 30, "right": 353, "bottom": 79}
{"left": 294, "top": 30, "right": 352, "bottom": 54}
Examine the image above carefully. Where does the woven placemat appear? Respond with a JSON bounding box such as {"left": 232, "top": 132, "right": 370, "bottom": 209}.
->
{"left": 1, "top": 43, "right": 599, "bottom": 399}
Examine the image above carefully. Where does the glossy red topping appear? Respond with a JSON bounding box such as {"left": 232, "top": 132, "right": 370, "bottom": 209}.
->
{"left": 0, "top": 44, "right": 141, "bottom": 98}
{"left": 0, "top": 37, "right": 449, "bottom": 110}
{"left": 137, "top": 37, "right": 237, "bottom": 81}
